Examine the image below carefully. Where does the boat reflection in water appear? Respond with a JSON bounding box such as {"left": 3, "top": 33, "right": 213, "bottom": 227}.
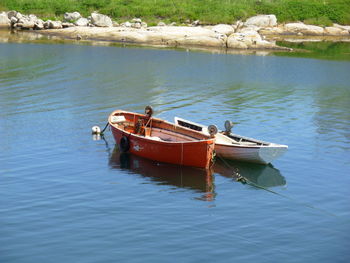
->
{"left": 109, "top": 147, "right": 216, "bottom": 201}
{"left": 213, "top": 158, "right": 286, "bottom": 188}
{"left": 108, "top": 146, "right": 286, "bottom": 200}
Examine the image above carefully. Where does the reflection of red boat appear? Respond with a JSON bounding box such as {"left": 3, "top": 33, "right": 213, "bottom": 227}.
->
{"left": 109, "top": 148, "right": 215, "bottom": 196}
{"left": 108, "top": 109, "right": 215, "bottom": 168}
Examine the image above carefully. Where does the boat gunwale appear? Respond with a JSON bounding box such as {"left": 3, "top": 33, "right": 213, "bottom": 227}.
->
{"left": 109, "top": 110, "right": 215, "bottom": 145}
{"left": 174, "top": 116, "right": 288, "bottom": 149}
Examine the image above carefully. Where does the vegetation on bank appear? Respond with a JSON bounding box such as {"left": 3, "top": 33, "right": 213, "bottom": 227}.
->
{"left": 1, "top": 0, "right": 350, "bottom": 26}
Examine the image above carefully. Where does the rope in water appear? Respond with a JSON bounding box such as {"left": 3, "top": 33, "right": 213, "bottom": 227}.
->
{"left": 100, "top": 122, "right": 109, "bottom": 135}
{"left": 216, "top": 155, "right": 337, "bottom": 217}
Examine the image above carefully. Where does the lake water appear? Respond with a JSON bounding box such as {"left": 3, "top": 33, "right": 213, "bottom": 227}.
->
{"left": 1, "top": 37, "right": 350, "bottom": 262}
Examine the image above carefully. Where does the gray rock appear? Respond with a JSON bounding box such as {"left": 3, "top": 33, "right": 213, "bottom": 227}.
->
{"left": 245, "top": 15, "right": 277, "bottom": 28}
{"left": 7, "top": 10, "right": 17, "bottom": 19}
{"left": 91, "top": 12, "right": 112, "bottom": 27}
{"left": 74, "top": 17, "right": 89, "bottom": 27}
{"left": 48, "top": 20, "right": 63, "bottom": 29}
{"left": 112, "top": 21, "right": 120, "bottom": 27}
{"left": 157, "top": 21, "right": 166, "bottom": 27}
{"left": 141, "top": 22, "right": 148, "bottom": 28}
{"left": 64, "top": 12, "right": 81, "bottom": 22}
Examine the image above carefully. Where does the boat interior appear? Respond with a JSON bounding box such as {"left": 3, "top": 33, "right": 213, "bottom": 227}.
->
{"left": 175, "top": 117, "right": 270, "bottom": 147}
{"left": 110, "top": 111, "right": 210, "bottom": 143}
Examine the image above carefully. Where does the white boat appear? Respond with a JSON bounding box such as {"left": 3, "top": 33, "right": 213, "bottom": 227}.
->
{"left": 174, "top": 117, "right": 288, "bottom": 164}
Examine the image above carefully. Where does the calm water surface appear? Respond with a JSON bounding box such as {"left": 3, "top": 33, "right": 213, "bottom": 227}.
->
{"left": 1, "top": 40, "right": 350, "bottom": 262}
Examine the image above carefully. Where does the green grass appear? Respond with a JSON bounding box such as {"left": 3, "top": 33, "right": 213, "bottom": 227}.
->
{"left": 1, "top": 0, "right": 350, "bottom": 25}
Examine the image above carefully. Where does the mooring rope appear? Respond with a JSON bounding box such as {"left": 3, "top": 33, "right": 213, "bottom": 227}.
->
{"left": 100, "top": 122, "right": 109, "bottom": 135}
{"left": 216, "top": 155, "right": 337, "bottom": 217}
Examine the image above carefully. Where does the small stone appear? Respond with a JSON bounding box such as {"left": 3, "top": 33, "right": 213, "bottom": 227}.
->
{"left": 157, "top": 21, "right": 166, "bottom": 27}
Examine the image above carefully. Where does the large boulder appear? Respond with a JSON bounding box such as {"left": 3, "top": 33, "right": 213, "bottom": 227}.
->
{"left": 284, "top": 23, "right": 324, "bottom": 35}
{"left": 0, "top": 12, "right": 10, "bottom": 27}
{"left": 245, "top": 15, "right": 277, "bottom": 28}
{"left": 91, "top": 12, "right": 112, "bottom": 27}
{"left": 211, "top": 24, "right": 235, "bottom": 36}
{"left": 64, "top": 12, "right": 81, "bottom": 22}
{"left": 74, "top": 17, "right": 89, "bottom": 27}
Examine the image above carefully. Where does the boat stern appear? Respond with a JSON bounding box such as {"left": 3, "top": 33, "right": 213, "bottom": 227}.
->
{"left": 258, "top": 144, "right": 288, "bottom": 164}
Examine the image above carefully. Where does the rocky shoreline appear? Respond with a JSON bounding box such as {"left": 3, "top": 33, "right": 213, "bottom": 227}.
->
{"left": 1, "top": 11, "right": 350, "bottom": 51}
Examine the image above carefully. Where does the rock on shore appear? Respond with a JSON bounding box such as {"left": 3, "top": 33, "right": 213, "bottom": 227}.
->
{"left": 1, "top": 10, "right": 350, "bottom": 51}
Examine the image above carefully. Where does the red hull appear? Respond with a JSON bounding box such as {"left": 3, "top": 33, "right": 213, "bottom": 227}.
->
{"left": 109, "top": 110, "right": 215, "bottom": 168}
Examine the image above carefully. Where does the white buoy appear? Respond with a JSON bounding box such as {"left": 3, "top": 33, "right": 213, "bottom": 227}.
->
{"left": 91, "top": 125, "right": 101, "bottom": 134}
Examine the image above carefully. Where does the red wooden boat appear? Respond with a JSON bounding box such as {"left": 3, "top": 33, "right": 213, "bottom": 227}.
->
{"left": 108, "top": 107, "right": 215, "bottom": 168}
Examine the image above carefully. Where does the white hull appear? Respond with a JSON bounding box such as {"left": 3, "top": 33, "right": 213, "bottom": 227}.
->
{"left": 174, "top": 117, "right": 288, "bottom": 164}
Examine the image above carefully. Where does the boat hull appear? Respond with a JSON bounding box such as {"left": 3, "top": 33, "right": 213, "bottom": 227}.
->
{"left": 215, "top": 142, "right": 288, "bottom": 164}
{"left": 174, "top": 117, "right": 288, "bottom": 164}
{"left": 109, "top": 111, "right": 215, "bottom": 168}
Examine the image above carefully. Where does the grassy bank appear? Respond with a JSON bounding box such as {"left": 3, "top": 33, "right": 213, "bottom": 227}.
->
{"left": 1, "top": 0, "right": 350, "bottom": 26}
